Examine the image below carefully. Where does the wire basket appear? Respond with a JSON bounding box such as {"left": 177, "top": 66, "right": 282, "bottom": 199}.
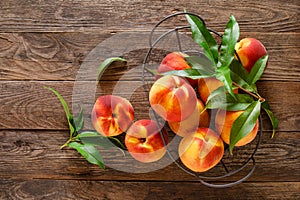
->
{"left": 141, "top": 12, "right": 262, "bottom": 188}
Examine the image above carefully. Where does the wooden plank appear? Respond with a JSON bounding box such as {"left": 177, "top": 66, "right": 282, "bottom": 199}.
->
{"left": 0, "top": 32, "right": 299, "bottom": 81}
{"left": 0, "top": 130, "right": 299, "bottom": 182}
{"left": 0, "top": 0, "right": 298, "bottom": 32}
{"left": 0, "top": 179, "right": 299, "bottom": 200}
{"left": 0, "top": 81, "right": 299, "bottom": 131}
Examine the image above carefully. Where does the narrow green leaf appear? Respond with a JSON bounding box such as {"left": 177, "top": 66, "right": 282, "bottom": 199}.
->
{"left": 44, "top": 86, "right": 75, "bottom": 135}
{"left": 97, "top": 57, "right": 127, "bottom": 83}
{"left": 76, "top": 131, "right": 126, "bottom": 150}
{"left": 73, "top": 106, "right": 84, "bottom": 133}
{"left": 185, "top": 14, "right": 219, "bottom": 65}
{"left": 206, "top": 86, "right": 226, "bottom": 105}
{"left": 68, "top": 142, "right": 105, "bottom": 169}
{"left": 162, "top": 68, "right": 214, "bottom": 79}
{"left": 220, "top": 15, "right": 240, "bottom": 69}
{"left": 206, "top": 92, "right": 254, "bottom": 111}
{"left": 216, "top": 65, "right": 236, "bottom": 99}
{"left": 185, "top": 55, "right": 216, "bottom": 73}
{"left": 107, "top": 136, "right": 127, "bottom": 151}
{"left": 262, "top": 101, "right": 279, "bottom": 138}
{"left": 261, "top": 100, "right": 271, "bottom": 110}
{"left": 229, "top": 60, "right": 257, "bottom": 93}
{"left": 230, "top": 100, "right": 261, "bottom": 154}
{"left": 226, "top": 94, "right": 254, "bottom": 111}
{"left": 247, "top": 55, "right": 269, "bottom": 85}
{"left": 230, "top": 59, "right": 249, "bottom": 80}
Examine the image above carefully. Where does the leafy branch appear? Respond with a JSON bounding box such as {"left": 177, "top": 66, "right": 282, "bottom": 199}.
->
{"left": 44, "top": 86, "right": 125, "bottom": 169}
{"left": 163, "top": 13, "right": 279, "bottom": 153}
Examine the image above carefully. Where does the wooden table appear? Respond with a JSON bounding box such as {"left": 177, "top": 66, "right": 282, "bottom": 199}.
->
{"left": 0, "top": 0, "right": 299, "bottom": 199}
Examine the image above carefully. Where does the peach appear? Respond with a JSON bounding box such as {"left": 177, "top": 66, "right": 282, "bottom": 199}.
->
{"left": 149, "top": 75, "right": 197, "bottom": 122}
{"left": 158, "top": 52, "right": 197, "bottom": 87}
{"left": 198, "top": 77, "right": 224, "bottom": 104}
{"left": 235, "top": 38, "right": 267, "bottom": 73}
{"left": 178, "top": 128, "right": 224, "bottom": 172}
{"left": 91, "top": 95, "right": 134, "bottom": 136}
{"left": 168, "top": 99, "right": 210, "bottom": 137}
{"left": 215, "top": 109, "right": 259, "bottom": 146}
{"left": 125, "top": 119, "right": 168, "bottom": 163}
{"left": 198, "top": 77, "right": 238, "bottom": 104}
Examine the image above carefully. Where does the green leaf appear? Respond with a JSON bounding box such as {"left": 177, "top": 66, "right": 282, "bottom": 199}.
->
{"left": 185, "top": 55, "right": 216, "bottom": 73}
{"left": 262, "top": 101, "right": 279, "bottom": 138}
{"left": 97, "top": 57, "right": 127, "bottom": 83}
{"left": 44, "top": 86, "right": 75, "bottom": 136}
{"left": 225, "top": 94, "right": 254, "bottom": 111}
{"left": 229, "top": 60, "right": 257, "bottom": 93}
{"left": 206, "top": 86, "right": 226, "bottom": 105}
{"left": 230, "top": 100, "right": 261, "bottom": 154}
{"left": 107, "top": 136, "right": 127, "bottom": 151}
{"left": 162, "top": 68, "right": 214, "bottom": 79}
{"left": 247, "top": 55, "right": 269, "bottom": 85}
{"left": 185, "top": 14, "right": 219, "bottom": 65}
{"left": 206, "top": 90, "right": 254, "bottom": 111}
{"left": 76, "top": 131, "right": 126, "bottom": 150}
{"left": 73, "top": 106, "right": 84, "bottom": 133}
{"left": 216, "top": 65, "right": 236, "bottom": 99}
{"left": 230, "top": 59, "right": 249, "bottom": 80}
{"left": 219, "top": 15, "right": 240, "bottom": 69}
{"left": 68, "top": 142, "right": 105, "bottom": 169}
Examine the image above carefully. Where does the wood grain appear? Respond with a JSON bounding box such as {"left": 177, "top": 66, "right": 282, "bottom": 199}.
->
{"left": 0, "top": 81, "right": 299, "bottom": 131}
{"left": 0, "top": 0, "right": 299, "bottom": 198}
{"left": 0, "top": 0, "right": 298, "bottom": 32}
{"left": 0, "top": 130, "right": 299, "bottom": 182}
{"left": 0, "top": 179, "right": 299, "bottom": 200}
{"left": 0, "top": 32, "right": 299, "bottom": 81}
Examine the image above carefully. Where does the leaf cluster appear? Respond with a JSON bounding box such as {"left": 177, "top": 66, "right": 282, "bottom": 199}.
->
{"left": 164, "top": 14, "right": 278, "bottom": 154}
{"left": 45, "top": 87, "right": 125, "bottom": 169}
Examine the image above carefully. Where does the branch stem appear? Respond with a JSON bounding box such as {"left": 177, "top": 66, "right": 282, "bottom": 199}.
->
{"left": 232, "top": 81, "right": 265, "bottom": 102}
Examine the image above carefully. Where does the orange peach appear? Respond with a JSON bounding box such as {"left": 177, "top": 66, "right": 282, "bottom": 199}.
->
{"left": 198, "top": 77, "right": 223, "bottom": 104}
{"left": 168, "top": 99, "right": 210, "bottom": 137}
{"left": 91, "top": 95, "right": 134, "bottom": 136}
{"left": 198, "top": 77, "right": 238, "bottom": 104}
{"left": 158, "top": 52, "right": 198, "bottom": 87}
{"left": 215, "top": 109, "right": 259, "bottom": 146}
{"left": 178, "top": 128, "right": 224, "bottom": 172}
{"left": 125, "top": 119, "right": 168, "bottom": 163}
{"left": 235, "top": 38, "right": 267, "bottom": 73}
{"left": 149, "top": 75, "right": 197, "bottom": 122}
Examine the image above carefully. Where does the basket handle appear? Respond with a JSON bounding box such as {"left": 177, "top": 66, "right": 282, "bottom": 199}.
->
{"left": 198, "top": 157, "right": 256, "bottom": 188}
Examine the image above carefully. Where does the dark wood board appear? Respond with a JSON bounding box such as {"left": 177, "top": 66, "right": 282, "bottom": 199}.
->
{"left": 0, "top": 0, "right": 299, "bottom": 199}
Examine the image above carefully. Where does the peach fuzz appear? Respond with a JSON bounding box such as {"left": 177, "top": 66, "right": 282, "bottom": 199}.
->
{"left": 91, "top": 95, "right": 134, "bottom": 137}
{"left": 215, "top": 109, "right": 259, "bottom": 146}
{"left": 235, "top": 38, "right": 267, "bottom": 73}
{"left": 149, "top": 75, "right": 197, "bottom": 122}
{"left": 168, "top": 99, "right": 210, "bottom": 137}
{"left": 125, "top": 119, "right": 168, "bottom": 163}
{"left": 158, "top": 52, "right": 198, "bottom": 87}
{"left": 178, "top": 128, "right": 224, "bottom": 172}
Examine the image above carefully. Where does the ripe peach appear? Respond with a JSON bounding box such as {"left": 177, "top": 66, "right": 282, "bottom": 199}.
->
{"left": 125, "top": 119, "right": 168, "bottom": 163}
{"left": 91, "top": 95, "right": 134, "bottom": 136}
{"left": 215, "top": 109, "right": 259, "bottom": 146}
{"left": 168, "top": 99, "right": 210, "bottom": 137}
{"left": 158, "top": 52, "right": 198, "bottom": 87}
{"left": 149, "top": 75, "right": 197, "bottom": 122}
{"left": 198, "top": 77, "right": 223, "bottom": 104}
{"left": 235, "top": 38, "right": 267, "bottom": 73}
{"left": 178, "top": 128, "right": 224, "bottom": 172}
{"left": 198, "top": 77, "right": 238, "bottom": 104}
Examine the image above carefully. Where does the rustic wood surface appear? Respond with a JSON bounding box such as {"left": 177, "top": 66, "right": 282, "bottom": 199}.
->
{"left": 0, "top": 0, "right": 299, "bottom": 199}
